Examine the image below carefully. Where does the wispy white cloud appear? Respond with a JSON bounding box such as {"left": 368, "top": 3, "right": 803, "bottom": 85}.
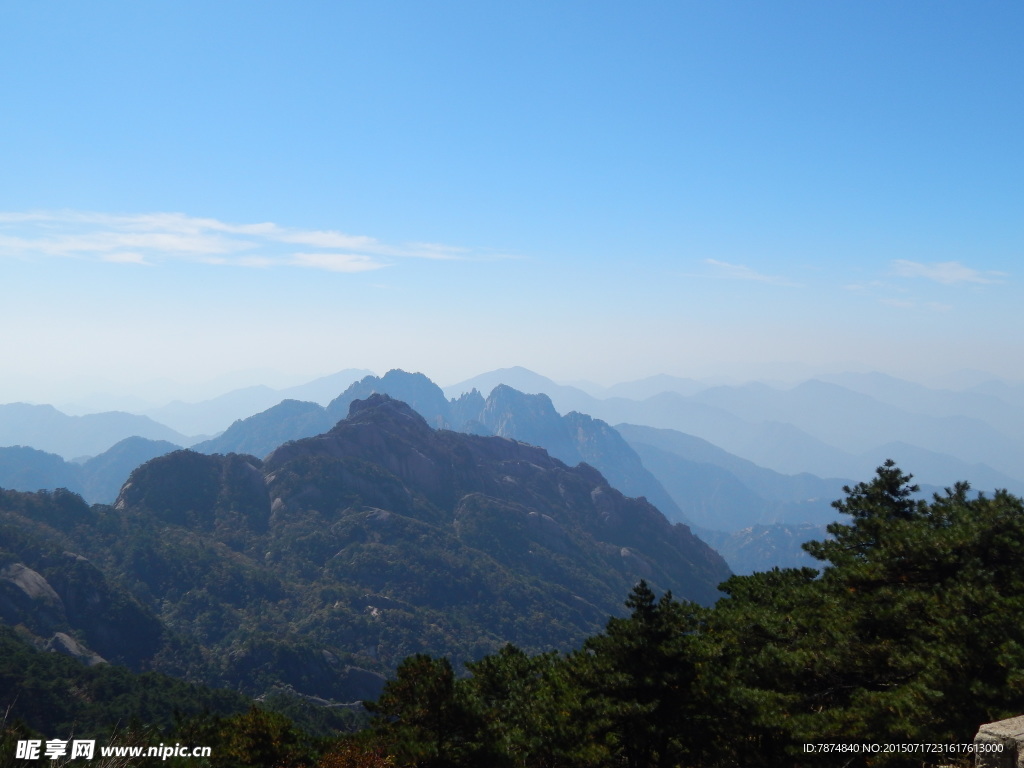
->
{"left": 274, "top": 230, "right": 383, "bottom": 252}
{"left": 0, "top": 210, "right": 490, "bottom": 273}
{"left": 289, "top": 252, "right": 387, "bottom": 273}
{"left": 101, "top": 252, "right": 151, "bottom": 265}
{"left": 844, "top": 279, "right": 893, "bottom": 292}
{"left": 702, "top": 259, "right": 800, "bottom": 287}
{"left": 891, "top": 259, "right": 1006, "bottom": 285}
{"left": 879, "top": 298, "right": 916, "bottom": 309}
{"left": 879, "top": 297, "right": 953, "bottom": 312}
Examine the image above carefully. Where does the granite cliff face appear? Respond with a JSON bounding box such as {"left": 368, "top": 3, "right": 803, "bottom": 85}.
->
{"left": 0, "top": 489, "right": 164, "bottom": 669}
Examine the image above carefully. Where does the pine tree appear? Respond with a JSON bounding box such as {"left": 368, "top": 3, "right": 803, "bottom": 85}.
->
{"left": 365, "top": 654, "right": 485, "bottom": 767}
{"left": 581, "top": 581, "right": 708, "bottom": 768}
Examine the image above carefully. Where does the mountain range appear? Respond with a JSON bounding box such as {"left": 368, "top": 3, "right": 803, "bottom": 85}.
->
{"left": 4, "top": 364, "right": 1023, "bottom": 575}
{"left": 5, "top": 359, "right": 1024, "bottom": 730}
{"left": 1, "top": 394, "right": 730, "bottom": 707}
{"left": 443, "top": 367, "right": 1024, "bottom": 493}
{"left": 192, "top": 370, "right": 687, "bottom": 525}
{"left": 141, "top": 368, "right": 374, "bottom": 435}
{"left": 9, "top": 365, "right": 1023, "bottom": 495}
{"left": 0, "top": 402, "right": 190, "bottom": 459}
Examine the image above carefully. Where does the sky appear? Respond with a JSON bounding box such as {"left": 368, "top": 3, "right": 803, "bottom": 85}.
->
{"left": 1, "top": 2, "right": 1022, "bottom": 405}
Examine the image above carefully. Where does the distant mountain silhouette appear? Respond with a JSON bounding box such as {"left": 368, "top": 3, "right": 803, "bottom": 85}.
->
{"left": 443, "top": 367, "right": 599, "bottom": 415}
{"left": 0, "top": 403, "right": 190, "bottom": 459}
{"left": 697, "top": 523, "right": 826, "bottom": 575}
{"left": 445, "top": 367, "right": 1024, "bottom": 493}
{"left": 0, "top": 446, "right": 82, "bottom": 494}
{"left": 686, "top": 379, "right": 1024, "bottom": 485}
{"left": 616, "top": 422, "right": 849, "bottom": 528}
{"left": 602, "top": 374, "right": 709, "bottom": 400}
{"left": 857, "top": 440, "right": 1024, "bottom": 496}
{"left": 817, "top": 371, "right": 1024, "bottom": 436}
{"left": 0, "top": 438, "right": 180, "bottom": 504}
{"left": 193, "top": 399, "right": 333, "bottom": 457}
{"left": 145, "top": 368, "right": 373, "bottom": 435}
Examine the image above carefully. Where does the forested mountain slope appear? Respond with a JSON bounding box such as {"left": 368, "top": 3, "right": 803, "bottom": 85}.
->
{"left": 1, "top": 395, "right": 729, "bottom": 708}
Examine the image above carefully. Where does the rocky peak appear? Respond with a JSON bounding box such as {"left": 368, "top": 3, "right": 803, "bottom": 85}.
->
{"left": 326, "top": 370, "right": 450, "bottom": 428}
{"left": 480, "top": 385, "right": 581, "bottom": 465}
{"left": 345, "top": 393, "right": 430, "bottom": 426}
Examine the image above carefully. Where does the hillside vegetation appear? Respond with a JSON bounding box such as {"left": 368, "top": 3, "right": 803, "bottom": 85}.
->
{"left": 353, "top": 461, "right": 1024, "bottom": 767}
{"left": 3, "top": 461, "right": 1024, "bottom": 766}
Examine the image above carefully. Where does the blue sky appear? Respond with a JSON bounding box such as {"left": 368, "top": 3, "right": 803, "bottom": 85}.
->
{"left": 2, "top": 2, "right": 1021, "bottom": 403}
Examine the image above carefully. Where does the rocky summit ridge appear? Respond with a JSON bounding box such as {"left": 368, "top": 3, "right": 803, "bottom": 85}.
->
{"left": 195, "top": 369, "right": 687, "bottom": 523}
